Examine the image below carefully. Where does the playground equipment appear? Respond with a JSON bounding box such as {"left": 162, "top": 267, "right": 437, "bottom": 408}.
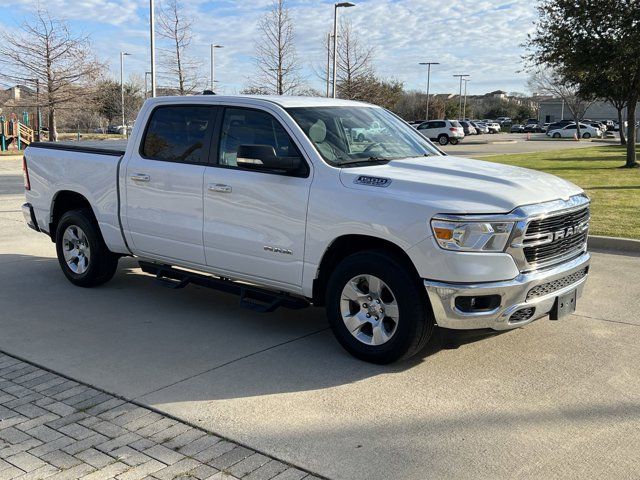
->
{"left": 0, "top": 113, "right": 36, "bottom": 151}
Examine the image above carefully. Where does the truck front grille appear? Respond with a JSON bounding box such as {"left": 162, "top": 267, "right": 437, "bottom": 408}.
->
{"left": 522, "top": 206, "right": 589, "bottom": 267}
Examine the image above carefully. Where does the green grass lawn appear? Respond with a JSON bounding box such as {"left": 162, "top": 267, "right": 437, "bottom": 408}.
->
{"left": 483, "top": 145, "right": 640, "bottom": 239}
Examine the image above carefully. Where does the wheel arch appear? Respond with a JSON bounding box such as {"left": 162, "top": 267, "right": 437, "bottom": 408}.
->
{"left": 49, "top": 190, "right": 95, "bottom": 241}
{"left": 312, "top": 234, "right": 421, "bottom": 306}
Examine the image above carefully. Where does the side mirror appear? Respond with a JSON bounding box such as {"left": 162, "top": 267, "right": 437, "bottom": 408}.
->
{"left": 236, "top": 145, "right": 303, "bottom": 173}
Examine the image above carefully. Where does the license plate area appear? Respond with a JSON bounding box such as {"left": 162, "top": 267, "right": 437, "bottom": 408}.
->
{"left": 550, "top": 289, "right": 577, "bottom": 320}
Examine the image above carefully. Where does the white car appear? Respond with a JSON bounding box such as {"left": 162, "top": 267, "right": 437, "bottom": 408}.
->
{"left": 485, "top": 122, "right": 501, "bottom": 134}
{"left": 547, "top": 123, "right": 602, "bottom": 139}
{"left": 416, "top": 120, "right": 465, "bottom": 145}
{"left": 22, "top": 95, "right": 591, "bottom": 364}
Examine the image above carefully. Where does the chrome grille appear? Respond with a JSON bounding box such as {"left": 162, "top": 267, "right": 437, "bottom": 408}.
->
{"left": 526, "top": 267, "right": 589, "bottom": 301}
{"left": 522, "top": 206, "right": 589, "bottom": 267}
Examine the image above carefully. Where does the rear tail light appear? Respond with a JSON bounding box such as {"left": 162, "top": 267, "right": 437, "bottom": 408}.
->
{"left": 449, "top": 127, "right": 457, "bottom": 132}
{"left": 23, "top": 156, "right": 31, "bottom": 190}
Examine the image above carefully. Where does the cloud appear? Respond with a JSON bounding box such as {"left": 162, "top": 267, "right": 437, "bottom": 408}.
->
{"left": 0, "top": 0, "right": 538, "bottom": 95}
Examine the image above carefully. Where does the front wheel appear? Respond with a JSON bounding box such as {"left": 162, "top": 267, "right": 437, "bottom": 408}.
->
{"left": 326, "top": 250, "right": 434, "bottom": 364}
{"left": 437, "top": 134, "right": 449, "bottom": 145}
{"left": 553, "top": 132, "right": 561, "bottom": 138}
{"left": 55, "top": 209, "right": 119, "bottom": 287}
{"left": 582, "top": 132, "right": 591, "bottom": 139}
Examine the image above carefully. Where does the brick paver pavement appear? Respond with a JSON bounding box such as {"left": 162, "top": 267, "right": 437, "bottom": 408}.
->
{"left": 0, "top": 352, "right": 321, "bottom": 480}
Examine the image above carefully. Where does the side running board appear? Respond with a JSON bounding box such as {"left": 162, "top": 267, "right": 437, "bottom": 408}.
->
{"left": 138, "top": 261, "right": 310, "bottom": 314}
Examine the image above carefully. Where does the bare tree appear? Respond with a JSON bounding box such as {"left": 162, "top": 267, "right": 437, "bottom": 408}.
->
{"left": 333, "top": 19, "right": 374, "bottom": 100}
{"left": 157, "top": 0, "right": 201, "bottom": 95}
{"left": 251, "top": 0, "right": 302, "bottom": 95}
{"left": 528, "top": 69, "right": 594, "bottom": 139}
{"left": 0, "top": 9, "right": 104, "bottom": 140}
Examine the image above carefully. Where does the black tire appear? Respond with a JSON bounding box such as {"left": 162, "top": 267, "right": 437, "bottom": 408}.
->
{"left": 55, "top": 209, "right": 119, "bottom": 287}
{"left": 325, "top": 250, "right": 434, "bottom": 364}
{"left": 553, "top": 132, "right": 561, "bottom": 138}
{"left": 582, "top": 132, "right": 591, "bottom": 139}
{"left": 449, "top": 138, "right": 459, "bottom": 145}
{"left": 437, "top": 134, "right": 449, "bottom": 146}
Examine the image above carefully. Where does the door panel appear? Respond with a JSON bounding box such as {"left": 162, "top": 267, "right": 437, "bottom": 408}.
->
{"left": 123, "top": 104, "right": 217, "bottom": 265}
{"left": 203, "top": 168, "right": 310, "bottom": 287}
{"left": 125, "top": 158, "right": 206, "bottom": 264}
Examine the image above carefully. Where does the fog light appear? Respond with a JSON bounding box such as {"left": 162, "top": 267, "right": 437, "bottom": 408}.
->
{"left": 455, "top": 295, "right": 501, "bottom": 313}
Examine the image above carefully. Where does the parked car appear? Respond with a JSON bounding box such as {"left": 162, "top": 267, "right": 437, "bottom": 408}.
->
{"left": 416, "top": 119, "right": 465, "bottom": 145}
{"left": 471, "top": 121, "right": 488, "bottom": 134}
{"left": 603, "top": 120, "right": 615, "bottom": 131}
{"left": 525, "top": 118, "right": 540, "bottom": 126}
{"left": 459, "top": 121, "right": 477, "bottom": 136}
{"left": 541, "top": 123, "right": 551, "bottom": 132}
{"left": 510, "top": 124, "right": 524, "bottom": 133}
{"left": 22, "top": 95, "right": 591, "bottom": 364}
{"left": 523, "top": 124, "right": 543, "bottom": 133}
{"left": 546, "top": 120, "right": 574, "bottom": 132}
{"left": 351, "top": 120, "right": 385, "bottom": 142}
{"left": 547, "top": 122, "right": 602, "bottom": 139}
{"left": 485, "top": 122, "right": 501, "bottom": 134}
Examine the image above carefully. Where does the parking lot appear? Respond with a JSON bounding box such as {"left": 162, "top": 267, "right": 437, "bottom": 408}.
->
{"left": 2, "top": 154, "right": 640, "bottom": 479}
{"left": 440, "top": 132, "right": 616, "bottom": 157}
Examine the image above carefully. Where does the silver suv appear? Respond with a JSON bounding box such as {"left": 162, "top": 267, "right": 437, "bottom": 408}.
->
{"left": 416, "top": 120, "right": 465, "bottom": 145}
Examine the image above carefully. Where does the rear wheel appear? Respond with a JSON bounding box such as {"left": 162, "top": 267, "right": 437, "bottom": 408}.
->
{"left": 326, "top": 250, "right": 434, "bottom": 364}
{"left": 553, "top": 132, "right": 561, "bottom": 138}
{"left": 55, "top": 209, "right": 119, "bottom": 287}
{"left": 582, "top": 132, "right": 591, "bottom": 139}
{"left": 437, "top": 134, "right": 449, "bottom": 146}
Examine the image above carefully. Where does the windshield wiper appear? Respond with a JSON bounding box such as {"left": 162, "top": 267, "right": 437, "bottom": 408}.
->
{"left": 339, "top": 157, "right": 391, "bottom": 167}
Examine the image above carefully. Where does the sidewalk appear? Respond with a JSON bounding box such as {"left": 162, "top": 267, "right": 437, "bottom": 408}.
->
{"left": 0, "top": 352, "right": 320, "bottom": 480}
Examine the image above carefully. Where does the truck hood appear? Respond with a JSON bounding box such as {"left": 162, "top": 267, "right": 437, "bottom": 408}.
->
{"left": 339, "top": 155, "right": 583, "bottom": 214}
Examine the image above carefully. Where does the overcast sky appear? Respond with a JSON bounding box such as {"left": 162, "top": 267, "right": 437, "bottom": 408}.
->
{"left": 1, "top": 0, "right": 538, "bottom": 95}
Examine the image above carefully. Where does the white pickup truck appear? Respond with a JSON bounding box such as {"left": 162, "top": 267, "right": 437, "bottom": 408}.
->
{"left": 22, "top": 95, "right": 591, "bottom": 364}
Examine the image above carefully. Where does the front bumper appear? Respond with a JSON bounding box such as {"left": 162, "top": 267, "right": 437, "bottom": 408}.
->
{"left": 424, "top": 252, "right": 590, "bottom": 330}
{"left": 22, "top": 203, "right": 40, "bottom": 232}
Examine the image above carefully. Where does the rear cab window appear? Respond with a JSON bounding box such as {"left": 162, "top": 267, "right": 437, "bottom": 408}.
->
{"left": 141, "top": 106, "right": 215, "bottom": 164}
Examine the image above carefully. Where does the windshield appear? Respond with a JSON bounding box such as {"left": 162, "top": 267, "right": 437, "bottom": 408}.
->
{"left": 287, "top": 106, "right": 441, "bottom": 167}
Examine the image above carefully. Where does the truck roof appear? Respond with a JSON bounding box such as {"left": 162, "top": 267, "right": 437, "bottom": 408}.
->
{"left": 146, "top": 95, "right": 375, "bottom": 109}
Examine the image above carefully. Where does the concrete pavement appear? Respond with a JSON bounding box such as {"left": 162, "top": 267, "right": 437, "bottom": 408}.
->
{"left": 2, "top": 155, "right": 640, "bottom": 479}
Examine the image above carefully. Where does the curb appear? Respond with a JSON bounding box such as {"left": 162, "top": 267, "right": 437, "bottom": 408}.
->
{"left": 588, "top": 235, "right": 640, "bottom": 254}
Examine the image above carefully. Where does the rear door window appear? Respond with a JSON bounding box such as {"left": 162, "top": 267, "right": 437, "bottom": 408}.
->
{"left": 141, "top": 106, "right": 215, "bottom": 164}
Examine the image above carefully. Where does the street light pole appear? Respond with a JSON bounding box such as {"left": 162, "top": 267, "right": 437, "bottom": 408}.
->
{"left": 462, "top": 78, "right": 470, "bottom": 119}
{"left": 210, "top": 44, "right": 223, "bottom": 92}
{"left": 326, "top": 32, "right": 331, "bottom": 98}
{"left": 144, "top": 71, "right": 152, "bottom": 98}
{"left": 120, "top": 51, "right": 131, "bottom": 132}
{"left": 419, "top": 62, "right": 439, "bottom": 121}
{"left": 150, "top": 0, "right": 156, "bottom": 97}
{"left": 453, "top": 74, "right": 469, "bottom": 119}
{"left": 332, "top": 2, "right": 355, "bottom": 98}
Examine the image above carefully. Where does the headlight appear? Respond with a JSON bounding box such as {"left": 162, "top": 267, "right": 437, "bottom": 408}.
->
{"left": 431, "top": 219, "right": 514, "bottom": 252}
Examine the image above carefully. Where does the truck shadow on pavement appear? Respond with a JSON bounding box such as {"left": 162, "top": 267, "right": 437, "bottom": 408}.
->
{"left": 0, "top": 253, "right": 504, "bottom": 403}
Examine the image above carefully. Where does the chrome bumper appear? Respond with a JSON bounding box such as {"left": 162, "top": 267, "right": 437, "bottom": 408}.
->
{"left": 424, "top": 252, "right": 590, "bottom": 330}
{"left": 22, "top": 203, "right": 39, "bottom": 232}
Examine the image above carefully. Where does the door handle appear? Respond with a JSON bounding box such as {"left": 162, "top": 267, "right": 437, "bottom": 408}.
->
{"left": 208, "top": 183, "right": 232, "bottom": 194}
{"left": 131, "top": 173, "right": 150, "bottom": 182}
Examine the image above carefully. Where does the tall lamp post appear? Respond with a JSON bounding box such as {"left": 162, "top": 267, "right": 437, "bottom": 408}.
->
{"left": 120, "top": 51, "right": 131, "bottom": 132}
{"left": 149, "top": 0, "right": 156, "bottom": 97}
{"left": 210, "top": 44, "right": 223, "bottom": 92}
{"left": 419, "top": 62, "right": 439, "bottom": 121}
{"left": 453, "top": 74, "right": 469, "bottom": 119}
{"left": 332, "top": 2, "right": 355, "bottom": 98}
{"left": 144, "top": 71, "right": 152, "bottom": 98}
{"left": 462, "top": 78, "right": 470, "bottom": 119}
